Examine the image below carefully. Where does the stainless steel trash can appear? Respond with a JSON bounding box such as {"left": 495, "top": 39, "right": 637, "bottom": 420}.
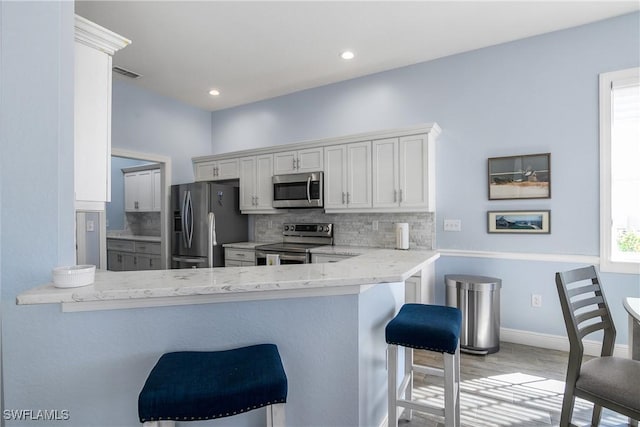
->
{"left": 445, "top": 274, "right": 502, "bottom": 355}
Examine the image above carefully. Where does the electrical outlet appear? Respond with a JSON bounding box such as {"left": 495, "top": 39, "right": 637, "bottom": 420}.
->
{"left": 443, "top": 219, "right": 462, "bottom": 232}
{"left": 372, "top": 220, "right": 378, "bottom": 231}
{"left": 531, "top": 294, "right": 542, "bottom": 308}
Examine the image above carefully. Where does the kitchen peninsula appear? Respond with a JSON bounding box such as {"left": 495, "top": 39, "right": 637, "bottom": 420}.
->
{"left": 17, "top": 250, "right": 438, "bottom": 427}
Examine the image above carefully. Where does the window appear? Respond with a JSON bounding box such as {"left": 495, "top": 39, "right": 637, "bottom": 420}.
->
{"left": 600, "top": 67, "right": 640, "bottom": 274}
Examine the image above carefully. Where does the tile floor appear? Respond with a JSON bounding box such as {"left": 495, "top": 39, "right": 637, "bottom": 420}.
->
{"left": 402, "top": 342, "right": 632, "bottom": 427}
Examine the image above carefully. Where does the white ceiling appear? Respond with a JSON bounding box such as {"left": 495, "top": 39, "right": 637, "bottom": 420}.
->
{"left": 75, "top": 1, "right": 639, "bottom": 112}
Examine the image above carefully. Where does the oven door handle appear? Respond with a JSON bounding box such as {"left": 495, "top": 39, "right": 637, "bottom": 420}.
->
{"left": 278, "top": 254, "right": 308, "bottom": 262}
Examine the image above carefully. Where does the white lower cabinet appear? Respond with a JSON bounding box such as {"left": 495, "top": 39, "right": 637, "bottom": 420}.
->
{"left": 224, "top": 248, "right": 256, "bottom": 266}
{"left": 324, "top": 141, "right": 371, "bottom": 211}
{"left": 239, "top": 154, "right": 276, "bottom": 213}
{"left": 107, "top": 239, "right": 161, "bottom": 271}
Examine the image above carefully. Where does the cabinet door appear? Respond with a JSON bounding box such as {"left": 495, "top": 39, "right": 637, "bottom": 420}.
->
{"left": 372, "top": 138, "right": 399, "bottom": 208}
{"left": 399, "top": 135, "right": 428, "bottom": 209}
{"left": 273, "top": 151, "right": 297, "bottom": 175}
{"left": 254, "top": 154, "right": 274, "bottom": 210}
{"left": 152, "top": 169, "right": 162, "bottom": 211}
{"left": 216, "top": 158, "right": 239, "bottom": 180}
{"left": 74, "top": 42, "right": 111, "bottom": 205}
{"left": 194, "top": 161, "right": 216, "bottom": 181}
{"left": 239, "top": 156, "right": 257, "bottom": 211}
{"left": 107, "top": 251, "right": 122, "bottom": 271}
{"left": 124, "top": 172, "right": 138, "bottom": 211}
{"left": 324, "top": 145, "right": 347, "bottom": 209}
{"left": 297, "top": 147, "right": 323, "bottom": 172}
{"left": 346, "top": 142, "right": 372, "bottom": 209}
{"left": 122, "top": 253, "right": 136, "bottom": 271}
{"left": 135, "top": 170, "right": 154, "bottom": 211}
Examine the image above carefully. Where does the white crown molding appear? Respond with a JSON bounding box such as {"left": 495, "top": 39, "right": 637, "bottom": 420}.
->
{"left": 438, "top": 249, "right": 600, "bottom": 265}
{"left": 75, "top": 15, "right": 131, "bottom": 56}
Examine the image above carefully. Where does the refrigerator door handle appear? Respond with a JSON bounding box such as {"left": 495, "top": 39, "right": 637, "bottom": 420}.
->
{"left": 186, "top": 191, "right": 194, "bottom": 248}
{"left": 181, "top": 190, "right": 189, "bottom": 248}
{"left": 207, "top": 212, "right": 217, "bottom": 268}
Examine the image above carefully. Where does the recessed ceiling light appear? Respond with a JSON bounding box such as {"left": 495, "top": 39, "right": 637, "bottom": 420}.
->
{"left": 340, "top": 50, "right": 355, "bottom": 60}
{"left": 209, "top": 89, "right": 220, "bottom": 96}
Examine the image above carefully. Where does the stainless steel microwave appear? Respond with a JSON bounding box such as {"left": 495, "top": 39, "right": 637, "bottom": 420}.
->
{"left": 272, "top": 171, "right": 323, "bottom": 208}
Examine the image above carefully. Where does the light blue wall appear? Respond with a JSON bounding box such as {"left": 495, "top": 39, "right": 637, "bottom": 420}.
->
{"left": 1, "top": 0, "right": 75, "bottom": 421}
{"left": 111, "top": 79, "right": 212, "bottom": 185}
{"left": 209, "top": 12, "right": 640, "bottom": 343}
{"left": 1, "top": 5, "right": 638, "bottom": 427}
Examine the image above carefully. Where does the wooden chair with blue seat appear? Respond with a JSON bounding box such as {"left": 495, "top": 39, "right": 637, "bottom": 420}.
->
{"left": 386, "top": 303, "right": 462, "bottom": 427}
{"left": 138, "top": 343, "right": 288, "bottom": 427}
{"left": 555, "top": 266, "right": 640, "bottom": 427}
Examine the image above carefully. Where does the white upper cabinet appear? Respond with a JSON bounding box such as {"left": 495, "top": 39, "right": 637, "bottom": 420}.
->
{"left": 124, "top": 168, "right": 161, "bottom": 212}
{"left": 324, "top": 142, "right": 371, "bottom": 210}
{"left": 372, "top": 134, "right": 435, "bottom": 211}
{"left": 194, "top": 158, "right": 239, "bottom": 181}
{"left": 274, "top": 147, "right": 323, "bottom": 174}
{"left": 192, "top": 124, "right": 440, "bottom": 214}
{"left": 239, "top": 154, "right": 276, "bottom": 213}
{"left": 74, "top": 15, "right": 130, "bottom": 210}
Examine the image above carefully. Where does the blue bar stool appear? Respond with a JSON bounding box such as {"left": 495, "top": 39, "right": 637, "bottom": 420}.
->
{"left": 138, "top": 344, "right": 287, "bottom": 427}
{"left": 386, "top": 304, "right": 462, "bottom": 427}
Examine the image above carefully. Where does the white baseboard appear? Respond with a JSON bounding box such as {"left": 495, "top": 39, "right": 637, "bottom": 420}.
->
{"left": 500, "top": 327, "right": 629, "bottom": 358}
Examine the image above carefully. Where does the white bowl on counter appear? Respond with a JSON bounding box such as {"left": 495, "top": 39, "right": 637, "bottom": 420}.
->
{"left": 52, "top": 265, "right": 96, "bottom": 288}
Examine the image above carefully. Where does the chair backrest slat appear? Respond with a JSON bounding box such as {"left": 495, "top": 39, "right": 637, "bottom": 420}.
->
{"left": 567, "top": 283, "right": 599, "bottom": 298}
{"left": 578, "top": 320, "right": 608, "bottom": 339}
{"left": 571, "top": 295, "right": 604, "bottom": 311}
{"left": 574, "top": 307, "right": 608, "bottom": 326}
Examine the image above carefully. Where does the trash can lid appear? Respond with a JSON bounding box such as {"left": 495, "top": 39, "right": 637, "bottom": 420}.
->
{"left": 445, "top": 274, "right": 502, "bottom": 291}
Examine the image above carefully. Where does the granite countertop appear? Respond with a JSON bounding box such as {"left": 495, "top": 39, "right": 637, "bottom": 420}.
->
{"left": 309, "top": 245, "right": 384, "bottom": 256}
{"left": 17, "top": 249, "right": 439, "bottom": 311}
{"left": 106, "top": 232, "right": 161, "bottom": 243}
{"left": 221, "top": 241, "right": 268, "bottom": 250}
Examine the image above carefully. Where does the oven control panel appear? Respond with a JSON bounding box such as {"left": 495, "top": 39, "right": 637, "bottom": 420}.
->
{"left": 283, "top": 223, "right": 333, "bottom": 237}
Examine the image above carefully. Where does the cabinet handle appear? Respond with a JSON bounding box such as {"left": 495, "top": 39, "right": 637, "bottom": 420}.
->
{"left": 399, "top": 189, "right": 403, "bottom": 203}
{"left": 215, "top": 167, "right": 219, "bottom": 176}
{"left": 292, "top": 158, "right": 296, "bottom": 170}
{"left": 394, "top": 190, "right": 397, "bottom": 202}
{"left": 342, "top": 192, "right": 346, "bottom": 204}
{"left": 134, "top": 256, "right": 137, "bottom": 265}
{"left": 255, "top": 196, "right": 258, "bottom": 206}
{"left": 237, "top": 253, "right": 245, "bottom": 257}
{"left": 296, "top": 158, "right": 300, "bottom": 170}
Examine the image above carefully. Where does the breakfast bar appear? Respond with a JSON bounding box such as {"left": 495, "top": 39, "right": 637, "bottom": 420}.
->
{"left": 17, "top": 250, "right": 439, "bottom": 427}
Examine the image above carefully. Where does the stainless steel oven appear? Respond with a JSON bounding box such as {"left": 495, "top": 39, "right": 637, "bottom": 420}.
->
{"left": 272, "top": 172, "right": 323, "bottom": 208}
{"left": 255, "top": 223, "right": 333, "bottom": 265}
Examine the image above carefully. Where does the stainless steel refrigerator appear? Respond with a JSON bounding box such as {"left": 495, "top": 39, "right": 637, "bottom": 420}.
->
{"left": 171, "top": 182, "right": 247, "bottom": 268}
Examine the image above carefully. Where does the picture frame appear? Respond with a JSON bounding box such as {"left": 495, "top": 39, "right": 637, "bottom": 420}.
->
{"left": 488, "top": 153, "right": 550, "bottom": 200}
{"left": 488, "top": 210, "right": 551, "bottom": 234}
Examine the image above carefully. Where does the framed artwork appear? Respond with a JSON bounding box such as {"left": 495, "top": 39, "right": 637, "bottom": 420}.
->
{"left": 488, "top": 210, "right": 551, "bottom": 234}
{"left": 488, "top": 153, "right": 550, "bottom": 200}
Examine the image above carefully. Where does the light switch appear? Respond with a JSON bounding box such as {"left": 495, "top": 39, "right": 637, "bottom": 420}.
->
{"left": 86, "top": 220, "right": 95, "bottom": 232}
{"left": 443, "top": 219, "right": 462, "bottom": 232}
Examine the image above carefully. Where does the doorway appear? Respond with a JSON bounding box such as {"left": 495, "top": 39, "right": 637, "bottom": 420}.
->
{"left": 107, "top": 148, "right": 172, "bottom": 269}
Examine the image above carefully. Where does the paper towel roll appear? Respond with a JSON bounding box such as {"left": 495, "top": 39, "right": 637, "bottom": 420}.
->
{"left": 395, "top": 223, "right": 409, "bottom": 250}
{"left": 266, "top": 254, "right": 280, "bottom": 266}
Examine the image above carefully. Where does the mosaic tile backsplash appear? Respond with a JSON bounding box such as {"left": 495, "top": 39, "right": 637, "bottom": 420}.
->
{"left": 253, "top": 211, "right": 435, "bottom": 249}
{"left": 125, "top": 212, "right": 161, "bottom": 236}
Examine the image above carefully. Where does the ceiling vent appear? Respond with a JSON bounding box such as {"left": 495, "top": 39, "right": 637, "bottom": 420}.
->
{"left": 112, "top": 66, "right": 142, "bottom": 79}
